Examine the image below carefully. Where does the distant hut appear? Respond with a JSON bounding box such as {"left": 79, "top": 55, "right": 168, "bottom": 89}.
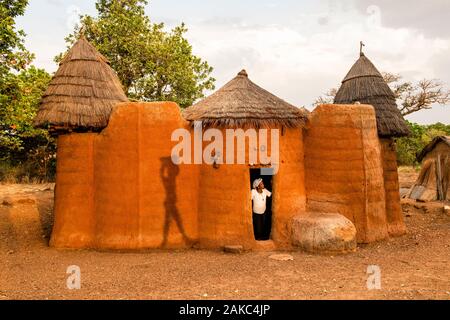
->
{"left": 334, "top": 50, "right": 409, "bottom": 237}
{"left": 408, "top": 136, "right": 450, "bottom": 201}
{"left": 184, "top": 70, "right": 309, "bottom": 248}
{"left": 34, "top": 35, "right": 128, "bottom": 133}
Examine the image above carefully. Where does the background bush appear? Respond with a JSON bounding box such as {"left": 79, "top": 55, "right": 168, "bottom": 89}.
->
{"left": 396, "top": 122, "right": 450, "bottom": 167}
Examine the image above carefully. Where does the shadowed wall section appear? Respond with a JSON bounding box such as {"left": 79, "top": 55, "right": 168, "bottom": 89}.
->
{"left": 95, "top": 102, "right": 199, "bottom": 249}
{"left": 380, "top": 139, "right": 407, "bottom": 237}
{"left": 51, "top": 102, "right": 199, "bottom": 249}
{"left": 304, "top": 104, "right": 389, "bottom": 243}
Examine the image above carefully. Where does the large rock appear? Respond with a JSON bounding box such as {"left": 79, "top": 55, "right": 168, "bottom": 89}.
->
{"left": 291, "top": 213, "right": 357, "bottom": 254}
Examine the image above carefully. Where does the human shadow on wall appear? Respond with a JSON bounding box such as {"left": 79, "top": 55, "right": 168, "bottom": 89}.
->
{"left": 159, "top": 157, "right": 193, "bottom": 248}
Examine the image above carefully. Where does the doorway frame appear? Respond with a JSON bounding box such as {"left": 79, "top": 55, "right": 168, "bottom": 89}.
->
{"left": 250, "top": 167, "right": 275, "bottom": 241}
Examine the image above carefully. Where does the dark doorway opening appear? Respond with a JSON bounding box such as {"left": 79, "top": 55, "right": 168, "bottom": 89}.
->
{"left": 250, "top": 169, "right": 273, "bottom": 241}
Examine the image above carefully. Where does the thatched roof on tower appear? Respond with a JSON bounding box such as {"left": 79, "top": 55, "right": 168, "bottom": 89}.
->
{"left": 183, "top": 70, "right": 308, "bottom": 128}
{"left": 334, "top": 53, "right": 410, "bottom": 137}
{"left": 34, "top": 36, "right": 128, "bottom": 131}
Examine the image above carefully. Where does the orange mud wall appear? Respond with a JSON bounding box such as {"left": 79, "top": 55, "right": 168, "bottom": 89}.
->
{"left": 52, "top": 115, "right": 306, "bottom": 250}
{"left": 51, "top": 102, "right": 199, "bottom": 249}
{"left": 304, "top": 104, "right": 389, "bottom": 243}
{"left": 52, "top": 102, "right": 398, "bottom": 249}
{"left": 273, "top": 128, "right": 306, "bottom": 246}
{"left": 380, "top": 139, "right": 407, "bottom": 237}
{"left": 197, "top": 127, "right": 306, "bottom": 249}
{"left": 52, "top": 134, "right": 96, "bottom": 248}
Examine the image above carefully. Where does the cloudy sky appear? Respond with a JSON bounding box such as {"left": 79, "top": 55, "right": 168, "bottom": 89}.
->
{"left": 16, "top": 0, "right": 450, "bottom": 124}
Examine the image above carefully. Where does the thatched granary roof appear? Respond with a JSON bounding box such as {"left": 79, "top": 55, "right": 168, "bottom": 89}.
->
{"left": 34, "top": 36, "right": 128, "bottom": 131}
{"left": 417, "top": 136, "right": 450, "bottom": 162}
{"left": 334, "top": 53, "right": 410, "bottom": 138}
{"left": 183, "top": 70, "right": 308, "bottom": 128}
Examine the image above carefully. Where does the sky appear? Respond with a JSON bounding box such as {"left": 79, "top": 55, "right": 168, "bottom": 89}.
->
{"left": 16, "top": 0, "right": 450, "bottom": 124}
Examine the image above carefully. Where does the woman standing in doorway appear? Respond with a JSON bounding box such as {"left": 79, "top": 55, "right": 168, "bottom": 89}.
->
{"left": 251, "top": 178, "right": 272, "bottom": 241}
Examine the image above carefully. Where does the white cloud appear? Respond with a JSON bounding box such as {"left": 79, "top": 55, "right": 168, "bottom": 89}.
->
{"left": 182, "top": 3, "right": 450, "bottom": 121}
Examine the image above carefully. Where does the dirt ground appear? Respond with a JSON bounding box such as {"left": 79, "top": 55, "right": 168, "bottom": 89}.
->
{"left": 0, "top": 168, "right": 449, "bottom": 300}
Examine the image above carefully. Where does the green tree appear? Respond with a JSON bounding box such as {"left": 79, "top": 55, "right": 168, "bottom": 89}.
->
{"left": 59, "top": 0, "right": 215, "bottom": 108}
{"left": 0, "top": 0, "right": 34, "bottom": 77}
{"left": 396, "top": 121, "right": 450, "bottom": 166}
{"left": 1, "top": 0, "right": 34, "bottom": 109}
{"left": 0, "top": 0, "right": 55, "bottom": 181}
{"left": 0, "top": 66, "right": 54, "bottom": 180}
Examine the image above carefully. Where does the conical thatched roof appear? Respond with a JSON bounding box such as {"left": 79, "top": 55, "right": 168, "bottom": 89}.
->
{"left": 183, "top": 70, "right": 308, "bottom": 128}
{"left": 334, "top": 53, "right": 410, "bottom": 137}
{"left": 34, "top": 36, "right": 128, "bottom": 131}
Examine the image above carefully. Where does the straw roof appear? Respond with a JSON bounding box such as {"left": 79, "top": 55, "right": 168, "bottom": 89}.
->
{"left": 183, "top": 70, "right": 308, "bottom": 128}
{"left": 34, "top": 36, "right": 128, "bottom": 131}
{"left": 334, "top": 53, "right": 410, "bottom": 137}
{"left": 417, "top": 136, "right": 450, "bottom": 162}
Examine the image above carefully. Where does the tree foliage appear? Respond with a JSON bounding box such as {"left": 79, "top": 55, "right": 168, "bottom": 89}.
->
{"left": 0, "top": 0, "right": 34, "bottom": 77}
{"left": 396, "top": 122, "right": 450, "bottom": 166}
{"left": 58, "top": 0, "right": 215, "bottom": 108}
{"left": 0, "top": 0, "right": 55, "bottom": 181}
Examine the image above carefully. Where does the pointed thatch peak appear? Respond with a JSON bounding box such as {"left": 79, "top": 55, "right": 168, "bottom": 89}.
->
{"left": 183, "top": 70, "right": 308, "bottom": 129}
{"left": 34, "top": 36, "right": 128, "bottom": 132}
{"left": 59, "top": 35, "right": 109, "bottom": 65}
{"left": 237, "top": 69, "right": 248, "bottom": 77}
{"left": 334, "top": 53, "right": 410, "bottom": 137}
{"left": 342, "top": 53, "right": 383, "bottom": 82}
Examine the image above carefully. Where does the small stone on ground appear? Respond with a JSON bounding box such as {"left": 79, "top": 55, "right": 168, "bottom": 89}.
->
{"left": 269, "top": 254, "right": 294, "bottom": 261}
{"left": 224, "top": 245, "right": 243, "bottom": 254}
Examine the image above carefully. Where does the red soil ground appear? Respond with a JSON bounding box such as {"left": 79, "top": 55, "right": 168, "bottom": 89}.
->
{"left": 0, "top": 169, "right": 449, "bottom": 300}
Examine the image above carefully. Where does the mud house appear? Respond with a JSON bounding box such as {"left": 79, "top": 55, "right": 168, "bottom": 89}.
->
{"left": 183, "top": 69, "right": 308, "bottom": 248}
{"left": 408, "top": 136, "right": 450, "bottom": 201}
{"left": 34, "top": 37, "right": 409, "bottom": 251}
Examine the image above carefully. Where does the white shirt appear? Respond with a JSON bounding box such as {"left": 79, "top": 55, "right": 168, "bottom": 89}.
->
{"left": 251, "top": 189, "right": 272, "bottom": 214}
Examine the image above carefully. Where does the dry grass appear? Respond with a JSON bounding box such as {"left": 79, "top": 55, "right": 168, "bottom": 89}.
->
{"left": 0, "top": 163, "right": 55, "bottom": 185}
{"left": 34, "top": 36, "right": 128, "bottom": 130}
{"left": 398, "top": 166, "right": 421, "bottom": 174}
